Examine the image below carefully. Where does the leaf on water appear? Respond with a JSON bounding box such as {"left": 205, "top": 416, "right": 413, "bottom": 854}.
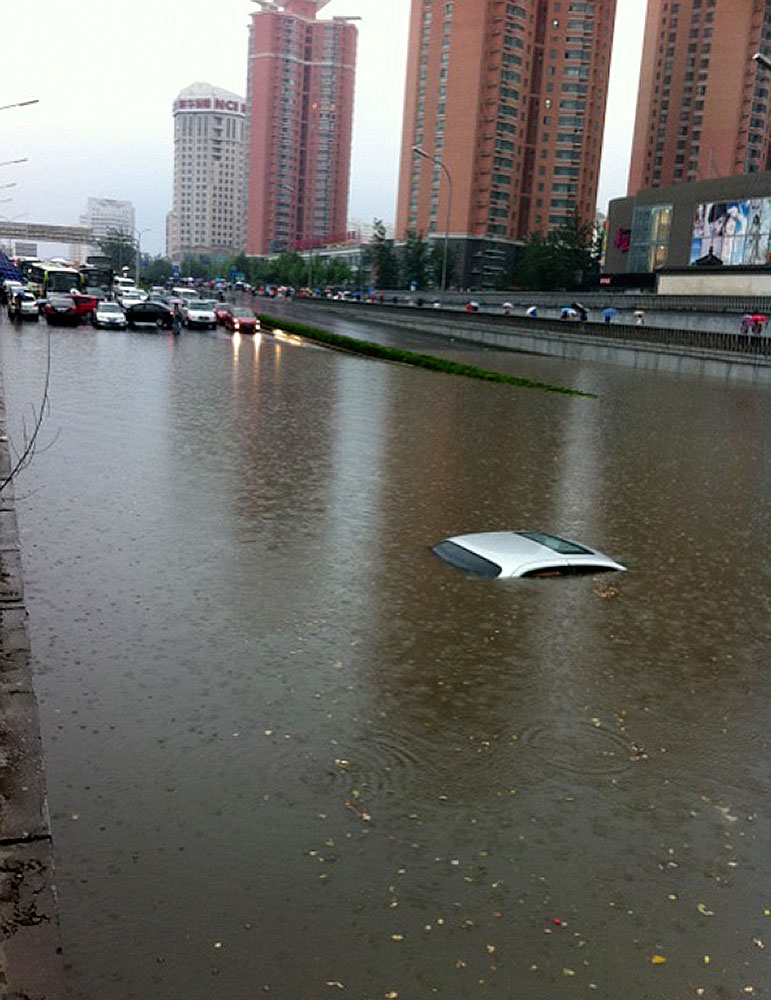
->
{"left": 697, "top": 903, "right": 714, "bottom": 916}
{"left": 391, "top": 934, "right": 404, "bottom": 942}
{"left": 651, "top": 955, "right": 667, "bottom": 965}
{"left": 325, "top": 982, "right": 345, "bottom": 990}
{"left": 563, "top": 968, "right": 576, "bottom": 976}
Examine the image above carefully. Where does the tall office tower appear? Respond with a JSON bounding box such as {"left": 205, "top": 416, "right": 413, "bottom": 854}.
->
{"left": 396, "top": 0, "right": 617, "bottom": 248}
{"left": 245, "top": 0, "right": 357, "bottom": 255}
{"left": 628, "top": 0, "right": 771, "bottom": 195}
{"left": 71, "top": 198, "right": 135, "bottom": 263}
{"left": 166, "top": 82, "right": 247, "bottom": 263}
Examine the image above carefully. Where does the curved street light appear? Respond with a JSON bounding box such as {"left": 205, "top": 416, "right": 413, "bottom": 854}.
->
{"left": 412, "top": 145, "right": 453, "bottom": 301}
{"left": 0, "top": 100, "right": 39, "bottom": 113}
{"left": 753, "top": 52, "right": 771, "bottom": 71}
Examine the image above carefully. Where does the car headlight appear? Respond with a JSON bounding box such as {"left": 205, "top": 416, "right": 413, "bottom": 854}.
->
{"left": 233, "top": 321, "right": 240, "bottom": 330}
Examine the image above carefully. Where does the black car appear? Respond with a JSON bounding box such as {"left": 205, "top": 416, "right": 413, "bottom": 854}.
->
{"left": 42, "top": 294, "right": 81, "bottom": 326}
{"left": 124, "top": 300, "right": 174, "bottom": 329}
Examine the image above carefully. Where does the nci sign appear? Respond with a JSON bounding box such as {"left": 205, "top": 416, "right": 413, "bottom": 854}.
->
{"left": 174, "top": 98, "right": 246, "bottom": 115}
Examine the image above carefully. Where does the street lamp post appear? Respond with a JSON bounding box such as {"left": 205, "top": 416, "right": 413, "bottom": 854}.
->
{"left": 412, "top": 145, "right": 453, "bottom": 301}
{"left": 134, "top": 228, "right": 151, "bottom": 284}
{"left": 753, "top": 51, "right": 771, "bottom": 71}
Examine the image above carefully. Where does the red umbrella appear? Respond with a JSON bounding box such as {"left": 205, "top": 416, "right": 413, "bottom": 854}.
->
{"left": 749, "top": 314, "right": 767, "bottom": 322}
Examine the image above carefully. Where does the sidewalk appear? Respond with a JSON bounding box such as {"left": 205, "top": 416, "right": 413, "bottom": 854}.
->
{"left": 0, "top": 353, "right": 66, "bottom": 998}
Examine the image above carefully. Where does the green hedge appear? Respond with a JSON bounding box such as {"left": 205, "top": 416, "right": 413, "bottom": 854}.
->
{"left": 256, "top": 315, "right": 594, "bottom": 397}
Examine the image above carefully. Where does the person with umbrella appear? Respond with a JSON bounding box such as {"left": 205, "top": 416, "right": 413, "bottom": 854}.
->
{"left": 750, "top": 313, "right": 767, "bottom": 335}
{"left": 526, "top": 305, "right": 538, "bottom": 318}
{"left": 603, "top": 307, "right": 617, "bottom": 325}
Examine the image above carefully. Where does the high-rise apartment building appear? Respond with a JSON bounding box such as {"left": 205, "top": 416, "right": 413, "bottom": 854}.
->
{"left": 245, "top": 0, "right": 357, "bottom": 255}
{"left": 628, "top": 0, "right": 771, "bottom": 195}
{"left": 166, "top": 82, "right": 247, "bottom": 263}
{"left": 396, "top": 0, "right": 617, "bottom": 256}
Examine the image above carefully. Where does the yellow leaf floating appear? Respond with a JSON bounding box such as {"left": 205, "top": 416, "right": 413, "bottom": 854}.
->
{"left": 697, "top": 903, "right": 715, "bottom": 916}
{"left": 651, "top": 955, "right": 667, "bottom": 965}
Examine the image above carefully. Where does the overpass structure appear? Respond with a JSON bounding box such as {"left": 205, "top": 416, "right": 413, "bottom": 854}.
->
{"left": 0, "top": 221, "right": 94, "bottom": 245}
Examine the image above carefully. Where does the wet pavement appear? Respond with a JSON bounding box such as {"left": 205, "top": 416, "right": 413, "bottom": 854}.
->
{"left": 0, "top": 311, "right": 769, "bottom": 999}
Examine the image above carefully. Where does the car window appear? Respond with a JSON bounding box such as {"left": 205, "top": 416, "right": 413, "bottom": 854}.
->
{"left": 431, "top": 541, "right": 501, "bottom": 578}
{"left": 517, "top": 531, "right": 592, "bottom": 555}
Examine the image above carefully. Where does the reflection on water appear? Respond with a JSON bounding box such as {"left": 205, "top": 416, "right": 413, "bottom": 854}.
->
{"left": 1, "top": 318, "right": 769, "bottom": 1000}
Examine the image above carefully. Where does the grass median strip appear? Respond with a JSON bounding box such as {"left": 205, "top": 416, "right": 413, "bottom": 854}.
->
{"left": 257, "top": 315, "right": 595, "bottom": 397}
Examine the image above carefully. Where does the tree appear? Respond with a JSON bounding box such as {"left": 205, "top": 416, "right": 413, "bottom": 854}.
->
{"left": 369, "top": 218, "right": 399, "bottom": 289}
{"left": 401, "top": 229, "right": 429, "bottom": 289}
{"left": 99, "top": 227, "right": 136, "bottom": 276}
{"left": 514, "top": 212, "right": 599, "bottom": 291}
{"left": 143, "top": 256, "right": 174, "bottom": 285}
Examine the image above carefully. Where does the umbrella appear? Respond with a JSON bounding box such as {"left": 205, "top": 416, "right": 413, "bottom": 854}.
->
{"left": 749, "top": 314, "right": 767, "bottom": 322}
{"left": 603, "top": 307, "right": 618, "bottom": 316}
{"left": 526, "top": 305, "right": 538, "bottom": 317}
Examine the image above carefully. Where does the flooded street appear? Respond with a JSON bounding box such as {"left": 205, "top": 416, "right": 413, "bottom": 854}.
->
{"left": 1, "top": 314, "right": 769, "bottom": 1000}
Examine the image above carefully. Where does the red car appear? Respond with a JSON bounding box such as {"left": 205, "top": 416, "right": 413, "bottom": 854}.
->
{"left": 214, "top": 302, "right": 234, "bottom": 325}
{"left": 70, "top": 292, "right": 100, "bottom": 322}
{"left": 223, "top": 307, "right": 260, "bottom": 334}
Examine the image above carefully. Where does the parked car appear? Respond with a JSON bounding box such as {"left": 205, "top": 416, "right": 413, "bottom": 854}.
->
{"left": 431, "top": 530, "right": 627, "bottom": 579}
{"left": 118, "top": 288, "right": 146, "bottom": 308}
{"left": 124, "top": 300, "right": 174, "bottom": 329}
{"left": 42, "top": 294, "right": 82, "bottom": 326}
{"left": 93, "top": 301, "right": 128, "bottom": 329}
{"left": 223, "top": 307, "right": 261, "bottom": 334}
{"left": 7, "top": 290, "right": 39, "bottom": 321}
{"left": 183, "top": 298, "right": 217, "bottom": 329}
{"left": 70, "top": 292, "right": 100, "bottom": 322}
{"left": 214, "top": 302, "right": 234, "bottom": 324}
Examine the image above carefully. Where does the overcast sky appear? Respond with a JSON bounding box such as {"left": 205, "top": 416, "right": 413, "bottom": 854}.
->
{"left": 1, "top": 0, "right": 645, "bottom": 255}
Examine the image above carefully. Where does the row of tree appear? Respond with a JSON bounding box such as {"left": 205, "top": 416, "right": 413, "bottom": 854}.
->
{"left": 98, "top": 212, "right": 601, "bottom": 292}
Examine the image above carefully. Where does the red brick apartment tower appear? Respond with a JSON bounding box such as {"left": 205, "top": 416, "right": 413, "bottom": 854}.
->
{"left": 628, "top": 0, "right": 771, "bottom": 194}
{"left": 246, "top": 0, "right": 357, "bottom": 255}
{"left": 395, "top": 0, "right": 617, "bottom": 243}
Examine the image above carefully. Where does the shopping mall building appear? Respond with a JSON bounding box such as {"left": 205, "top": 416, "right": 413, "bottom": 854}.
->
{"left": 602, "top": 170, "right": 771, "bottom": 295}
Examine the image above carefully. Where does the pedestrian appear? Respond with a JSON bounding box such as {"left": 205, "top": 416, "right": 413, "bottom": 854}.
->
{"left": 603, "top": 307, "right": 617, "bottom": 325}
{"left": 634, "top": 309, "right": 645, "bottom": 326}
{"left": 502, "top": 302, "right": 513, "bottom": 316}
{"left": 526, "top": 305, "right": 538, "bottom": 318}
{"left": 173, "top": 302, "right": 183, "bottom": 335}
{"left": 740, "top": 313, "right": 752, "bottom": 336}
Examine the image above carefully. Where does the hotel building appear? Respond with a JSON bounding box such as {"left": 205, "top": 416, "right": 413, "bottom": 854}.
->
{"left": 166, "top": 82, "right": 247, "bottom": 263}
{"left": 395, "top": 0, "right": 617, "bottom": 284}
{"left": 245, "top": 0, "right": 357, "bottom": 255}
{"left": 627, "top": 0, "right": 771, "bottom": 194}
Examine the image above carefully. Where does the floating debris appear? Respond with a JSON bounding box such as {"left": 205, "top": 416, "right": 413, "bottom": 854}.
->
{"left": 697, "top": 903, "right": 715, "bottom": 916}
{"left": 651, "top": 955, "right": 667, "bottom": 965}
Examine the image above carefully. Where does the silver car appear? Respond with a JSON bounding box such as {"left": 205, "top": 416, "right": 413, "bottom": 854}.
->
{"left": 431, "top": 530, "right": 627, "bottom": 579}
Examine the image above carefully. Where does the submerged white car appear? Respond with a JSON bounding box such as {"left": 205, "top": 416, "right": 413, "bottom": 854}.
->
{"left": 94, "top": 301, "right": 128, "bottom": 329}
{"left": 183, "top": 299, "right": 217, "bottom": 329}
{"left": 431, "top": 531, "right": 627, "bottom": 579}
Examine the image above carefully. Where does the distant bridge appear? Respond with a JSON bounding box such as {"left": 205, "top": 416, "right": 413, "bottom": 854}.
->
{"left": 0, "top": 222, "right": 95, "bottom": 245}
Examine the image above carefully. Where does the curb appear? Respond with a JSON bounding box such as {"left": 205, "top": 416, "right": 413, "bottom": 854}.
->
{"left": 0, "top": 354, "right": 67, "bottom": 998}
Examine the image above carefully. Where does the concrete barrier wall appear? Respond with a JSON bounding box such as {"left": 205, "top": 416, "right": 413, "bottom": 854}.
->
{"left": 288, "top": 301, "right": 771, "bottom": 384}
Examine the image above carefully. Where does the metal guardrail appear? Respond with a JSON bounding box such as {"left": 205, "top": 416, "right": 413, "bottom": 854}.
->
{"left": 296, "top": 299, "right": 771, "bottom": 360}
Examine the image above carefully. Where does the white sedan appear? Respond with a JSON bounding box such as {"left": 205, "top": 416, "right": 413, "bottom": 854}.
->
{"left": 94, "top": 301, "right": 128, "bottom": 329}
{"left": 431, "top": 531, "right": 627, "bottom": 579}
{"left": 182, "top": 299, "right": 217, "bottom": 329}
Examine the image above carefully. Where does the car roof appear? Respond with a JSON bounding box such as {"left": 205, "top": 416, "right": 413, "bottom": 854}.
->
{"left": 436, "top": 530, "right": 626, "bottom": 578}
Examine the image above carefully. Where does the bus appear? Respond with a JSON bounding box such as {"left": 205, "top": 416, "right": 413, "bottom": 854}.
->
{"left": 80, "top": 255, "right": 113, "bottom": 296}
{"left": 26, "top": 261, "right": 82, "bottom": 298}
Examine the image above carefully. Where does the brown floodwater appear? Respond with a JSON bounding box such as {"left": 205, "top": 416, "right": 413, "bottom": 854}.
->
{"left": 1, "top": 310, "right": 769, "bottom": 1000}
